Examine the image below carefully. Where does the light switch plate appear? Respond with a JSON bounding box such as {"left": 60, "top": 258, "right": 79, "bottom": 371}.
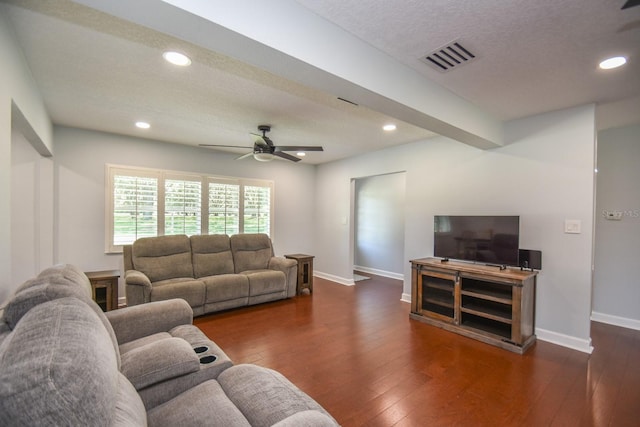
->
{"left": 565, "top": 219, "right": 581, "bottom": 234}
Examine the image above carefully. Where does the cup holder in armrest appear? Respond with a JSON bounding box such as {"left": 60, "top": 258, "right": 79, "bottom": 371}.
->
{"left": 199, "top": 355, "right": 217, "bottom": 364}
{"left": 193, "top": 346, "right": 209, "bottom": 354}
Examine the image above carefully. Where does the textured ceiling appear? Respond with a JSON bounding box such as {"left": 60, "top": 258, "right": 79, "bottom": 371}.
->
{"left": 3, "top": 0, "right": 640, "bottom": 164}
{"left": 295, "top": 0, "right": 640, "bottom": 122}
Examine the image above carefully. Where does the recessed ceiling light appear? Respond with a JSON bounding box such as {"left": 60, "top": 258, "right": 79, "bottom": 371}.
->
{"left": 135, "top": 121, "right": 150, "bottom": 129}
{"left": 599, "top": 56, "right": 627, "bottom": 70}
{"left": 383, "top": 124, "right": 397, "bottom": 131}
{"left": 297, "top": 152, "right": 306, "bottom": 157}
{"left": 163, "top": 51, "right": 192, "bottom": 66}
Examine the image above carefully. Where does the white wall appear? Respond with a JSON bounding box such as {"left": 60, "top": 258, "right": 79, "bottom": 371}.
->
{"left": 53, "top": 126, "right": 317, "bottom": 301}
{"left": 11, "top": 130, "right": 54, "bottom": 289}
{"left": 0, "top": 12, "right": 53, "bottom": 305}
{"left": 354, "top": 173, "right": 406, "bottom": 277}
{"left": 315, "top": 104, "right": 596, "bottom": 351}
{"left": 593, "top": 123, "right": 640, "bottom": 329}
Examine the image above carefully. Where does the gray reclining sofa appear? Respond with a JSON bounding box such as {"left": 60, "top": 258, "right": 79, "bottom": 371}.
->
{"left": 123, "top": 233, "right": 298, "bottom": 316}
{"left": 0, "top": 264, "right": 338, "bottom": 426}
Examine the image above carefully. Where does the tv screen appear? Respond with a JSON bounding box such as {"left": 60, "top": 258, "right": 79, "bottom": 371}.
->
{"left": 434, "top": 215, "right": 520, "bottom": 266}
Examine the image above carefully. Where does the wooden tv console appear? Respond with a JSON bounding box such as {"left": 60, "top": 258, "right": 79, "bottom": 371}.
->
{"left": 410, "top": 258, "right": 537, "bottom": 354}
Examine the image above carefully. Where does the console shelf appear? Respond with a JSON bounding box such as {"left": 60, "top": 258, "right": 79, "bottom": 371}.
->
{"left": 410, "top": 258, "right": 537, "bottom": 354}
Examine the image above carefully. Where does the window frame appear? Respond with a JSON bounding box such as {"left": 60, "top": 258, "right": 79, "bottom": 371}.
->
{"left": 105, "top": 164, "right": 274, "bottom": 253}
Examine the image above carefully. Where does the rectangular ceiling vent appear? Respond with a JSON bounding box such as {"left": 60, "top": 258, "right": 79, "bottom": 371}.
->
{"left": 420, "top": 40, "right": 477, "bottom": 72}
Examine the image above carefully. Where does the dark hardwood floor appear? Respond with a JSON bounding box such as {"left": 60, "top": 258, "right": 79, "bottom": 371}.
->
{"left": 194, "top": 274, "right": 640, "bottom": 426}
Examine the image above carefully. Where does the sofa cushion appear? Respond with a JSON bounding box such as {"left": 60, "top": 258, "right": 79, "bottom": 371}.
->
{"left": 217, "top": 364, "right": 337, "bottom": 427}
{"left": 202, "top": 274, "right": 250, "bottom": 303}
{"left": 151, "top": 279, "right": 206, "bottom": 308}
{"left": 0, "top": 298, "right": 122, "bottom": 425}
{"left": 147, "top": 380, "right": 251, "bottom": 427}
{"left": 132, "top": 234, "right": 194, "bottom": 282}
{"left": 191, "top": 234, "right": 235, "bottom": 277}
{"left": 244, "top": 270, "right": 287, "bottom": 297}
{"left": 114, "top": 372, "right": 148, "bottom": 426}
{"left": 230, "top": 233, "right": 274, "bottom": 273}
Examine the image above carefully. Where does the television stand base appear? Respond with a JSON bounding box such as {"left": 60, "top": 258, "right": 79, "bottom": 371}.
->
{"left": 410, "top": 257, "right": 537, "bottom": 354}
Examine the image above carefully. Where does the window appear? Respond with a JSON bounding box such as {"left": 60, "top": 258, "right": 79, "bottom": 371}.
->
{"left": 208, "top": 181, "right": 240, "bottom": 235}
{"left": 165, "top": 177, "right": 202, "bottom": 236}
{"left": 244, "top": 185, "right": 271, "bottom": 234}
{"left": 106, "top": 165, "right": 273, "bottom": 252}
{"left": 111, "top": 172, "right": 159, "bottom": 246}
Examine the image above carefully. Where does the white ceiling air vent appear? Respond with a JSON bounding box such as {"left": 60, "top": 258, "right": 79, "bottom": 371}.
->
{"left": 420, "top": 40, "right": 476, "bottom": 72}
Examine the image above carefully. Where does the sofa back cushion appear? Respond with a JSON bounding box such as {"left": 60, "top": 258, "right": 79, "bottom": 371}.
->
{"left": 3, "top": 264, "right": 92, "bottom": 329}
{"left": 0, "top": 298, "right": 142, "bottom": 425}
{"left": 230, "top": 233, "right": 274, "bottom": 273}
{"left": 132, "top": 234, "right": 194, "bottom": 282}
{"left": 191, "top": 234, "right": 235, "bottom": 278}
{"left": 2, "top": 264, "right": 122, "bottom": 369}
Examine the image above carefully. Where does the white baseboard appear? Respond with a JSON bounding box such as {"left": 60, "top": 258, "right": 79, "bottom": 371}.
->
{"left": 400, "top": 293, "right": 411, "bottom": 304}
{"left": 535, "top": 328, "right": 594, "bottom": 354}
{"left": 591, "top": 311, "right": 640, "bottom": 331}
{"left": 353, "top": 265, "right": 404, "bottom": 281}
{"left": 313, "top": 271, "right": 355, "bottom": 286}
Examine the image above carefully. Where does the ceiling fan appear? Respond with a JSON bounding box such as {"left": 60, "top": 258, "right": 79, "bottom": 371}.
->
{"left": 199, "top": 125, "right": 324, "bottom": 162}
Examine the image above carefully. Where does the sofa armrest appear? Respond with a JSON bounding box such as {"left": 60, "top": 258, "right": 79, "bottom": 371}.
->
{"left": 269, "top": 257, "right": 298, "bottom": 298}
{"left": 105, "top": 299, "right": 193, "bottom": 345}
{"left": 124, "top": 269, "right": 152, "bottom": 306}
{"left": 120, "top": 337, "right": 200, "bottom": 390}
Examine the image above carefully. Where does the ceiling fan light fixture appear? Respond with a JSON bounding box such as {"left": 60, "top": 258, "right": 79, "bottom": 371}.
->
{"left": 297, "top": 152, "right": 306, "bottom": 157}
{"left": 383, "top": 124, "right": 397, "bottom": 131}
{"left": 254, "top": 153, "right": 275, "bottom": 162}
{"left": 135, "top": 121, "right": 150, "bottom": 129}
{"left": 163, "top": 51, "right": 192, "bottom": 66}
{"left": 599, "top": 56, "right": 627, "bottom": 70}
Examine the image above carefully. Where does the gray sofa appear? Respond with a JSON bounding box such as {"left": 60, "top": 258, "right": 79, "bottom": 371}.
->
{"left": 123, "top": 233, "right": 298, "bottom": 315}
{"left": 0, "top": 264, "right": 338, "bottom": 426}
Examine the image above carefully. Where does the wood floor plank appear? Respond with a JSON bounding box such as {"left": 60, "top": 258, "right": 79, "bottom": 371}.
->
{"left": 193, "top": 273, "right": 640, "bottom": 426}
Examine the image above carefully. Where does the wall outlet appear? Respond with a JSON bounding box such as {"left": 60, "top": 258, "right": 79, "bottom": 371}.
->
{"left": 564, "top": 219, "right": 581, "bottom": 234}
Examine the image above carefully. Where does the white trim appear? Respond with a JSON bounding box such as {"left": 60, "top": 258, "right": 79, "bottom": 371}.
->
{"left": 353, "top": 265, "right": 404, "bottom": 281}
{"left": 591, "top": 311, "right": 640, "bottom": 331}
{"left": 313, "top": 271, "right": 355, "bottom": 286}
{"left": 535, "top": 328, "right": 594, "bottom": 354}
{"left": 400, "top": 293, "right": 411, "bottom": 303}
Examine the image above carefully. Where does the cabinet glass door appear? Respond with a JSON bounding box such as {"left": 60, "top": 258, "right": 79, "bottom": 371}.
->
{"left": 420, "top": 272, "right": 456, "bottom": 321}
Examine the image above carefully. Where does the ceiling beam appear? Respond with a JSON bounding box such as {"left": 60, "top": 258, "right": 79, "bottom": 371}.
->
{"left": 73, "top": 0, "right": 504, "bottom": 149}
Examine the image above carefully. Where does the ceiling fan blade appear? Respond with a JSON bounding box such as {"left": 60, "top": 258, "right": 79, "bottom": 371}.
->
{"left": 274, "top": 151, "right": 301, "bottom": 162}
{"left": 236, "top": 152, "right": 254, "bottom": 160}
{"left": 622, "top": 0, "right": 640, "bottom": 9}
{"left": 200, "top": 144, "right": 253, "bottom": 148}
{"left": 275, "top": 146, "right": 324, "bottom": 152}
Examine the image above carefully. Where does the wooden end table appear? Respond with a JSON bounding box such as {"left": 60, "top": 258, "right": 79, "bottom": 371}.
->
{"left": 85, "top": 270, "right": 120, "bottom": 311}
{"left": 285, "top": 254, "right": 315, "bottom": 295}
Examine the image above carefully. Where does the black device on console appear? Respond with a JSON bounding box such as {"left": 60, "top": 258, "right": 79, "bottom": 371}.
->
{"left": 518, "top": 249, "right": 542, "bottom": 271}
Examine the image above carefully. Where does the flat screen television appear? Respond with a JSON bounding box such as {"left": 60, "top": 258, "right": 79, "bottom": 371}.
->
{"left": 434, "top": 215, "right": 520, "bottom": 267}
